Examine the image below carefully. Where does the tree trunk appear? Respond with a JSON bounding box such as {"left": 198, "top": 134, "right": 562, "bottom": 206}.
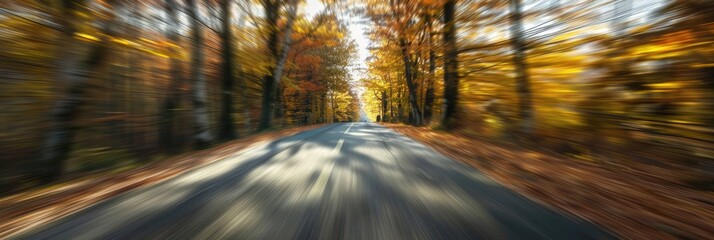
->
{"left": 274, "top": 83, "right": 284, "bottom": 127}
{"left": 509, "top": 0, "right": 534, "bottom": 134}
{"left": 304, "top": 92, "right": 311, "bottom": 124}
{"left": 258, "top": 0, "right": 279, "bottom": 131}
{"left": 388, "top": 77, "right": 393, "bottom": 122}
{"left": 704, "top": 67, "right": 714, "bottom": 126}
{"left": 39, "top": 0, "right": 118, "bottom": 183}
{"left": 159, "top": 0, "right": 184, "bottom": 153}
{"left": 258, "top": 0, "right": 297, "bottom": 131}
{"left": 424, "top": 15, "right": 436, "bottom": 124}
{"left": 441, "top": 0, "right": 460, "bottom": 129}
{"left": 219, "top": 0, "right": 236, "bottom": 141}
{"left": 397, "top": 86, "right": 403, "bottom": 122}
{"left": 381, "top": 90, "right": 388, "bottom": 122}
{"left": 331, "top": 93, "right": 338, "bottom": 122}
{"left": 187, "top": 0, "right": 213, "bottom": 148}
{"left": 320, "top": 91, "right": 326, "bottom": 123}
{"left": 238, "top": 70, "right": 251, "bottom": 133}
{"left": 399, "top": 37, "right": 422, "bottom": 126}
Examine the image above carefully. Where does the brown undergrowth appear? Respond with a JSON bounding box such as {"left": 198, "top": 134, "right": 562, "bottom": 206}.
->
{"left": 384, "top": 123, "right": 714, "bottom": 240}
{"left": 0, "top": 124, "right": 326, "bottom": 238}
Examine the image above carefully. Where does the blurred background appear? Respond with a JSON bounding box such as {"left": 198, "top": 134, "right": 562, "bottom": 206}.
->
{"left": 361, "top": 0, "right": 714, "bottom": 192}
{"left": 0, "top": 0, "right": 712, "bottom": 235}
{"left": 0, "top": 0, "right": 362, "bottom": 191}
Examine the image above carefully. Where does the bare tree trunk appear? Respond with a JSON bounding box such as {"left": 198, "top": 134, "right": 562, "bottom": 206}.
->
{"left": 231, "top": 8, "right": 250, "bottom": 134}
{"left": 381, "top": 90, "right": 388, "bottom": 122}
{"left": 397, "top": 86, "right": 403, "bottom": 122}
{"left": 219, "top": 0, "right": 237, "bottom": 140}
{"left": 258, "top": 0, "right": 297, "bottom": 131}
{"left": 274, "top": 83, "right": 284, "bottom": 127}
{"left": 331, "top": 92, "right": 338, "bottom": 122}
{"left": 187, "top": 0, "right": 213, "bottom": 148}
{"left": 388, "top": 77, "right": 394, "bottom": 122}
{"left": 268, "top": 1, "right": 296, "bottom": 126}
{"left": 441, "top": 0, "right": 460, "bottom": 129}
{"left": 303, "top": 92, "right": 311, "bottom": 124}
{"left": 159, "top": 0, "right": 184, "bottom": 153}
{"left": 424, "top": 15, "right": 436, "bottom": 124}
{"left": 239, "top": 75, "right": 251, "bottom": 132}
{"left": 320, "top": 91, "right": 326, "bottom": 123}
{"left": 399, "top": 37, "right": 422, "bottom": 126}
{"left": 40, "top": 0, "right": 119, "bottom": 183}
{"left": 509, "top": 0, "right": 534, "bottom": 134}
{"left": 704, "top": 67, "right": 714, "bottom": 127}
{"left": 258, "top": 0, "right": 279, "bottom": 130}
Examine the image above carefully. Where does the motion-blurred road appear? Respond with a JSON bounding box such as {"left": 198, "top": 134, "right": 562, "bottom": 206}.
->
{"left": 18, "top": 123, "right": 612, "bottom": 239}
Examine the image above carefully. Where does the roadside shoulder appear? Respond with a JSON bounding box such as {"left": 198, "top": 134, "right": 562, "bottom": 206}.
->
{"left": 382, "top": 123, "right": 714, "bottom": 240}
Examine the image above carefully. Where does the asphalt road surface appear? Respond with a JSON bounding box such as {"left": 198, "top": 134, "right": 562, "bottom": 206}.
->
{"left": 17, "top": 123, "right": 613, "bottom": 240}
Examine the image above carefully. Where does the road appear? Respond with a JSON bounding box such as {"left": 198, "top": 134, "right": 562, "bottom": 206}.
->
{"left": 17, "top": 123, "right": 612, "bottom": 239}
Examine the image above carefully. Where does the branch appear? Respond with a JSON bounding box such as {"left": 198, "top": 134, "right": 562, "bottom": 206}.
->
{"left": 461, "top": 62, "right": 506, "bottom": 78}
{"left": 178, "top": 6, "right": 220, "bottom": 34}
{"left": 236, "top": 0, "right": 262, "bottom": 31}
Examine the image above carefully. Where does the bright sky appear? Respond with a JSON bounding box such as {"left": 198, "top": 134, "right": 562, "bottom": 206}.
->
{"left": 304, "top": 0, "right": 370, "bottom": 81}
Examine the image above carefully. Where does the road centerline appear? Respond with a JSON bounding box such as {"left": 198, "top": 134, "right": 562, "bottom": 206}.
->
{"left": 307, "top": 137, "right": 344, "bottom": 200}
{"left": 344, "top": 123, "right": 354, "bottom": 134}
{"left": 333, "top": 138, "right": 345, "bottom": 154}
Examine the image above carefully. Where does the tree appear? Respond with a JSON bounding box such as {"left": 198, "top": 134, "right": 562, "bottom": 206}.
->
{"left": 398, "top": 34, "right": 423, "bottom": 125}
{"left": 159, "top": 0, "right": 185, "bottom": 153}
{"left": 441, "top": 0, "right": 459, "bottom": 129}
{"left": 362, "top": 0, "right": 430, "bottom": 126}
{"left": 187, "top": 0, "right": 214, "bottom": 148}
{"left": 39, "top": 0, "right": 120, "bottom": 183}
{"left": 219, "top": 0, "right": 237, "bottom": 140}
{"left": 508, "top": 0, "right": 533, "bottom": 134}
{"left": 258, "top": 0, "right": 298, "bottom": 131}
{"left": 388, "top": 0, "right": 423, "bottom": 126}
{"left": 424, "top": 12, "right": 436, "bottom": 124}
{"left": 282, "top": 14, "right": 357, "bottom": 125}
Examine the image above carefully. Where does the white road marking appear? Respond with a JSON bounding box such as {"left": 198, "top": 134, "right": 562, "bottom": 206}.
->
{"left": 308, "top": 138, "right": 343, "bottom": 200}
{"left": 333, "top": 138, "right": 344, "bottom": 154}
{"left": 344, "top": 123, "right": 354, "bottom": 134}
{"left": 308, "top": 164, "right": 334, "bottom": 200}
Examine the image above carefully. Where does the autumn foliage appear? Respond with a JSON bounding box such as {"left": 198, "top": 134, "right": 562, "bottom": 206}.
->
{"left": 0, "top": 0, "right": 359, "bottom": 192}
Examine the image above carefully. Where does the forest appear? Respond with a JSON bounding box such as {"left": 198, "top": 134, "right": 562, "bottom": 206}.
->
{"left": 1, "top": 0, "right": 713, "bottom": 209}
{"left": 1, "top": 0, "right": 360, "bottom": 191}
{"left": 1, "top": 0, "right": 713, "bottom": 238}
{"left": 361, "top": 0, "right": 713, "bottom": 188}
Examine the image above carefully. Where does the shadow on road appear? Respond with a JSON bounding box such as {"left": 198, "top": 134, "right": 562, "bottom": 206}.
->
{"left": 20, "top": 123, "right": 613, "bottom": 240}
